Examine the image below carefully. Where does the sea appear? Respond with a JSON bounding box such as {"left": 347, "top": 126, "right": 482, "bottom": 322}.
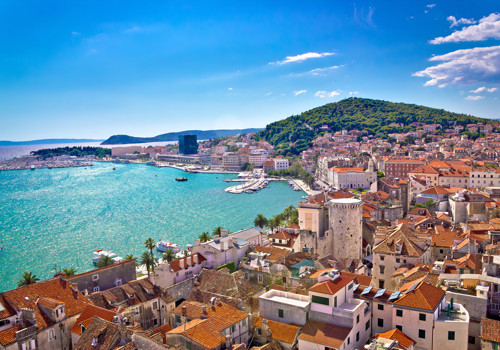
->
{"left": 0, "top": 152, "right": 304, "bottom": 292}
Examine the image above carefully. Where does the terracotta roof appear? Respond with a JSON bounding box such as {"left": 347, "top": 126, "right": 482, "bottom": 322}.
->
{"left": 269, "top": 231, "right": 291, "bottom": 240}
{"left": 1, "top": 277, "right": 91, "bottom": 338}
{"left": 195, "top": 269, "right": 263, "bottom": 299}
{"left": 420, "top": 186, "right": 451, "bottom": 195}
{"left": 481, "top": 318, "right": 500, "bottom": 343}
{"left": 255, "top": 246, "right": 290, "bottom": 262}
{"left": 409, "top": 165, "right": 439, "bottom": 174}
{"left": 377, "top": 328, "right": 416, "bottom": 349}
{"left": 329, "top": 167, "right": 365, "bottom": 173}
{"left": 253, "top": 316, "right": 300, "bottom": 344}
{"left": 373, "top": 223, "right": 425, "bottom": 258}
{"left": 70, "top": 304, "right": 117, "bottom": 335}
{"left": 309, "top": 276, "right": 354, "bottom": 295}
{"left": 169, "top": 301, "right": 249, "bottom": 349}
{"left": 0, "top": 324, "right": 23, "bottom": 347}
{"left": 168, "top": 253, "right": 207, "bottom": 272}
{"left": 431, "top": 228, "right": 461, "bottom": 248}
{"left": 0, "top": 295, "right": 15, "bottom": 320}
{"left": 74, "top": 317, "right": 121, "bottom": 350}
{"left": 340, "top": 271, "right": 373, "bottom": 286}
{"left": 393, "top": 281, "right": 445, "bottom": 311}
{"left": 298, "top": 320, "right": 351, "bottom": 348}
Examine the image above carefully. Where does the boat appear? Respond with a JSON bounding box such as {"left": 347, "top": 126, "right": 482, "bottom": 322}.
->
{"left": 156, "top": 241, "right": 181, "bottom": 253}
{"left": 113, "top": 167, "right": 116, "bottom": 170}
{"left": 224, "top": 178, "right": 232, "bottom": 182}
{"left": 30, "top": 165, "right": 35, "bottom": 170}
{"left": 245, "top": 189, "right": 254, "bottom": 194}
{"left": 175, "top": 177, "right": 188, "bottom": 182}
{"left": 92, "top": 249, "right": 117, "bottom": 264}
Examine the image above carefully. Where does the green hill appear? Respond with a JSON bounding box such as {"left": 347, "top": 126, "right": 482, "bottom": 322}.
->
{"left": 101, "top": 128, "right": 262, "bottom": 145}
{"left": 254, "top": 97, "right": 493, "bottom": 155}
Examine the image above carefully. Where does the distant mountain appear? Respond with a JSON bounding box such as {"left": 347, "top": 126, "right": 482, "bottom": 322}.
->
{"left": 101, "top": 128, "right": 263, "bottom": 145}
{"left": 0, "top": 138, "right": 104, "bottom": 146}
{"left": 254, "top": 97, "right": 493, "bottom": 155}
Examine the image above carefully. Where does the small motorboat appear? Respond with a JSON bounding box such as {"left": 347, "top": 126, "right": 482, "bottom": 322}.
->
{"left": 157, "top": 241, "right": 181, "bottom": 253}
{"left": 92, "top": 249, "right": 117, "bottom": 264}
{"left": 224, "top": 179, "right": 232, "bottom": 182}
{"left": 175, "top": 177, "right": 188, "bottom": 182}
{"left": 30, "top": 165, "right": 36, "bottom": 170}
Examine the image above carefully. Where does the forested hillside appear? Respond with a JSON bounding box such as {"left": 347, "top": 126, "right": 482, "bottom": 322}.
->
{"left": 254, "top": 97, "right": 492, "bottom": 155}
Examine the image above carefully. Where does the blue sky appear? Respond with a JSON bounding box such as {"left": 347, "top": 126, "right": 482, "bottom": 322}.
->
{"left": 0, "top": 1, "right": 499, "bottom": 140}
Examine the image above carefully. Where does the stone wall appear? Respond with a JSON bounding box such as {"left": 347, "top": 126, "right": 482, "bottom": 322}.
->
{"left": 162, "top": 276, "right": 196, "bottom": 304}
{"left": 328, "top": 199, "right": 363, "bottom": 260}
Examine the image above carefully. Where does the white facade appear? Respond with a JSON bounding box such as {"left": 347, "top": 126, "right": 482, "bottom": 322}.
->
{"left": 274, "top": 158, "right": 290, "bottom": 171}
{"left": 248, "top": 149, "right": 268, "bottom": 167}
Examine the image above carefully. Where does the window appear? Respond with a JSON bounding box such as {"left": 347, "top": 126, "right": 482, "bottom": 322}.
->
{"left": 396, "top": 309, "right": 403, "bottom": 317}
{"left": 152, "top": 301, "right": 158, "bottom": 310}
{"left": 380, "top": 255, "right": 384, "bottom": 261}
{"left": 258, "top": 275, "right": 263, "bottom": 283}
{"left": 48, "top": 329, "right": 55, "bottom": 341}
{"left": 379, "top": 280, "right": 385, "bottom": 289}
{"left": 365, "top": 320, "right": 370, "bottom": 330}
{"left": 186, "top": 341, "right": 192, "bottom": 350}
{"left": 396, "top": 325, "right": 402, "bottom": 331}
{"left": 356, "top": 315, "right": 360, "bottom": 324}
{"left": 334, "top": 296, "right": 337, "bottom": 307}
{"left": 379, "top": 266, "right": 385, "bottom": 274}
{"left": 93, "top": 286, "right": 100, "bottom": 292}
{"left": 0, "top": 319, "right": 10, "bottom": 327}
{"left": 312, "top": 295, "right": 330, "bottom": 306}
{"left": 278, "top": 309, "right": 284, "bottom": 318}
{"left": 448, "top": 331, "right": 455, "bottom": 340}
{"left": 242, "top": 319, "right": 246, "bottom": 327}
{"left": 115, "top": 279, "right": 122, "bottom": 286}
{"left": 175, "top": 315, "right": 181, "bottom": 324}
{"left": 378, "top": 318, "right": 383, "bottom": 327}
{"left": 92, "top": 274, "right": 99, "bottom": 281}
{"left": 419, "top": 329, "right": 425, "bottom": 339}
{"left": 348, "top": 337, "right": 350, "bottom": 345}
{"left": 356, "top": 332, "right": 359, "bottom": 342}
{"left": 468, "top": 336, "right": 475, "bottom": 344}
{"left": 378, "top": 304, "right": 384, "bottom": 311}
{"left": 348, "top": 283, "right": 353, "bottom": 290}
{"left": 419, "top": 313, "right": 426, "bottom": 321}
{"left": 396, "top": 258, "right": 400, "bottom": 263}
{"left": 153, "top": 318, "right": 158, "bottom": 326}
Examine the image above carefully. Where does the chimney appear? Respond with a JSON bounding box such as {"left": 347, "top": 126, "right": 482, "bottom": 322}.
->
{"left": 195, "top": 239, "right": 200, "bottom": 246}
{"left": 193, "top": 254, "right": 199, "bottom": 264}
{"left": 225, "top": 335, "right": 232, "bottom": 348}
{"left": 221, "top": 229, "right": 229, "bottom": 237}
{"left": 181, "top": 305, "right": 187, "bottom": 316}
{"left": 179, "top": 259, "right": 185, "bottom": 269}
{"left": 202, "top": 305, "right": 207, "bottom": 315}
{"left": 227, "top": 239, "right": 233, "bottom": 249}
{"left": 220, "top": 241, "right": 225, "bottom": 251}
{"left": 232, "top": 237, "right": 238, "bottom": 247}
{"left": 214, "top": 235, "right": 220, "bottom": 241}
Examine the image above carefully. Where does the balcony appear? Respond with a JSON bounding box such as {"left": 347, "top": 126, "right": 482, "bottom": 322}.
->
{"left": 437, "top": 302, "right": 469, "bottom": 323}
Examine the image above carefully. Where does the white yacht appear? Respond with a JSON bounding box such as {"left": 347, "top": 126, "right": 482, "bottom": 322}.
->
{"left": 92, "top": 249, "right": 117, "bottom": 264}
{"left": 156, "top": 241, "right": 181, "bottom": 253}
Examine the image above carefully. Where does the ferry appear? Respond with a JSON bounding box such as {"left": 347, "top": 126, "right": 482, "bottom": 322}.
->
{"left": 92, "top": 249, "right": 117, "bottom": 264}
{"left": 175, "top": 177, "right": 188, "bottom": 182}
{"left": 157, "top": 241, "right": 181, "bottom": 253}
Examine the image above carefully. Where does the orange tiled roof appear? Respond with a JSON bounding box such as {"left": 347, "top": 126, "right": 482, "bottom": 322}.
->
{"left": 393, "top": 282, "right": 445, "bottom": 311}
{"left": 70, "top": 304, "right": 117, "bottom": 335}
{"left": 309, "top": 276, "right": 354, "bottom": 295}
{"left": 377, "top": 328, "right": 416, "bottom": 349}
{"left": 298, "top": 320, "right": 351, "bottom": 348}
{"left": 169, "top": 253, "right": 207, "bottom": 272}
{"left": 373, "top": 223, "right": 425, "bottom": 258}
{"left": 481, "top": 318, "right": 500, "bottom": 343}
{"left": 253, "top": 316, "right": 300, "bottom": 344}
{"left": 329, "top": 167, "right": 365, "bottom": 173}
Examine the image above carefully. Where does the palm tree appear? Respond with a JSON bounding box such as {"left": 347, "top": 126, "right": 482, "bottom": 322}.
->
{"left": 17, "top": 272, "right": 40, "bottom": 287}
{"left": 140, "top": 251, "right": 157, "bottom": 278}
{"left": 162, "top": 249, "right": 175, "bottom": 262}
{"left": 124, "top": 254, "right": 135, "bottom": 261}
{"left": 199, "top": 232, "right": 211, "bottom": 243}
{"left": 284, "top": 205, "right": 295, "bottom": 221}
{"left": 144, "top": 238, "right": 156, "bottom": 257}
{"left": 97, "top": 255, "right": 114, "bottom": 268}
{"left": 268, "top": 217, "right": 278, "bottom": 233}
{"left": 62, "top": 268, "right": 77, "bottom": 277}
{"left": 254, "top": 213, "right": 268, "bottom": 232}
{"left": 212, "top": 226, "right": 223, "bottom": 238}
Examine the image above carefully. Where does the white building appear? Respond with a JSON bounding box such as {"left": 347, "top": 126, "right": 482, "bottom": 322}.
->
{"left": 274, "top": 157, "right": 290, "bottom": 171}
{"left": 151, "top": 253, "right": 207, "bottom": 289}
{"left": 327, "top": 159, "right": 376, "bottom": 189}
{"left": 248, "top": 149, "right": 268, "bottom": 167}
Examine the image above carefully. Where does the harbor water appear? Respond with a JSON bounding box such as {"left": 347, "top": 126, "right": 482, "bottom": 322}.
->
{"left": 0, "top": 162, "right": 303, "bottom": 291}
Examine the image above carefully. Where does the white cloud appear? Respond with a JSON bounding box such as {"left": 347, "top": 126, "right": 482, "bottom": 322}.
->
{"left": 470, "top": 86, "right": 497, "bottom": 93}
{"left": 265, "top": 92, "right": 272, "bottom": 96}
{"left": 308, "top": 65, "right": 342, "bottom": 76}
{"left": 270, "top": 52, "right": 335, "bottom": 65}
{"left": 427, "top": 4, "right": 436, "bottom": 9}
{"left": 294, "top": 90, "right": 307, "bottom": 96}
{"left": 466, "top": 95, "right": 485, "bottom": 100}
{"left": 349, "top": 91, "right": 359, "bottom": 95}
{"left": 315, "top": 90, "right": 341, "bottom": 98}
{"left": 413, "top": 46, "right": 500, "bottom": 87}
{"left": 227, "top": 87, "right": 233, "bottom": 91}
{"left": 447, "top": 16, "right": 476, "bottom": 28}
{"left": 125, "top": 25, "right": 143, "bottom": 33}
{"left": 71, "top": 31, "right": 81, "bottom": 36}
{"left": 431, "top": 13, "right": 500, "bottom": 44}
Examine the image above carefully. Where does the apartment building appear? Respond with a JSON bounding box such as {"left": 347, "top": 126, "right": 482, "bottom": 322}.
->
{"left": 384, "top": 159, "right": 426, "bottom": 179}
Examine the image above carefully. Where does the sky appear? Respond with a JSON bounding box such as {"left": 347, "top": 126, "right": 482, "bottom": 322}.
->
{"left": 0, "top": 1, "right": 499, "bottom": 141}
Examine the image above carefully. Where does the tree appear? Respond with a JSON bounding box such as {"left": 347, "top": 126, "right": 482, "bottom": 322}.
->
{"left": 144, "top": 238, "right": 156, "bottom": 257}
{"left": 377, "top": 171, "right": 385, "bottom": 179}
{"left": 97, "top": 255, "right": 114, "bottom": 268}
{"left": 17, "top": 272, "right": 40, "bottom": 287}
{"left": 199, "top": 232, "right": 211, "bottom": 243}
{"left": 253, "top": 214, "right": 268, "bottom": 232}
{"left": 124, "top": 254, "right": 135, "bottom": 261}
{"left": 140, "top": 251, "right": 157, "bottom": 278}
{"left": 162, "top": 249, "right": 175, "bottom": 262}
{"left": 213, "top": 226, "right": 223, "bottom": 238}
{"left": 283, "top": 205, "right": 295, "bottom": 221}
{"left": 425, "top": 199, "right": 435, "bottom": 209}
{"left": 62, "top": 268, "right": 77, "bottom": 277}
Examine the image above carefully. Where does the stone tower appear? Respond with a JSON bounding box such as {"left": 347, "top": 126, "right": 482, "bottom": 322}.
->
{"left": 327, "top": 198, "right": 363, "bottom": 260}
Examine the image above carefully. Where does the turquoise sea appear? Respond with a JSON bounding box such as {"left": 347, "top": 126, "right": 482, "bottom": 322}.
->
{"left": 0, "top": 162, "right": 303, "bottom": 292}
